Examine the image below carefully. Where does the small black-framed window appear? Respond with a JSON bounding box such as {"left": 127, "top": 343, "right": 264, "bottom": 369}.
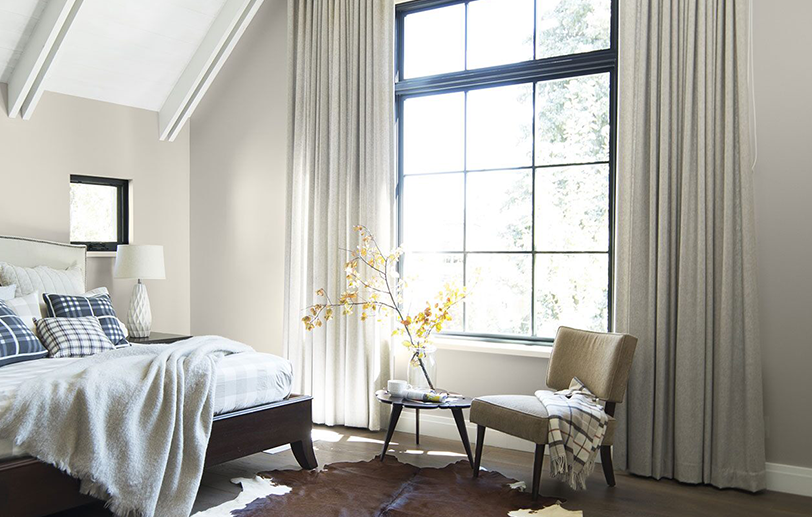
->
{"left": 69, "top": 175, "right": 129, "bottom": 252}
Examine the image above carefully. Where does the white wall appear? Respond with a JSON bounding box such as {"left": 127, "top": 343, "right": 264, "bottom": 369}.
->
{"left": 752, "top": 0, "right": 812, "bottom": 470}
{"left": 189, "top": 0, "right": 288, "bottom": 356}
{"left": 0, "top": 86, "right": 191, "bottom": 334}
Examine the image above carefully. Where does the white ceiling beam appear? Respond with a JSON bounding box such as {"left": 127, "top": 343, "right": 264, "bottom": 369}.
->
{"left": 158, "top": 0, "right": 265, "bottom": 142}
{"left": 7, "top": 0, "right": 84, "bottom": 120}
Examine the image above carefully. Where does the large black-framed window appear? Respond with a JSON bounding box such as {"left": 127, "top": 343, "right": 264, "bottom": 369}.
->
{"left": 396, "top": 0, "right": 618, "bottom": 343}
{"left": 69, "top": 175, "right": 129, "bottom": 252}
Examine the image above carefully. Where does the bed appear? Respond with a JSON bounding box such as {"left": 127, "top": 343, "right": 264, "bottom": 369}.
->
{"left": 0, "top": 236, "right": 317, "bottom": 517}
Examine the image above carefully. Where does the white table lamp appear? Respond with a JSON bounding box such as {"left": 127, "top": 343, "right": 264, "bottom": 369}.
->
{"left": 114, "top": 245, "right": 165, "bottom": 338}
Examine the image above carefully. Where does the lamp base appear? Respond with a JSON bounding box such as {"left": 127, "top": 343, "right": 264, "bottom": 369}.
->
{"left": 127, "top": 281, "right": 152, "bottom": 338}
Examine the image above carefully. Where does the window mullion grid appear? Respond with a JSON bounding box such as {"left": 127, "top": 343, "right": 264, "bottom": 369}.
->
{"left": 462, "top": 89, "right": 468, "bottom": 333}
{"left": 412, "top": 250, "right": 608, "bottom": 255}
{"left": 532, "top": 0, "right": 537, "bottom": 61}
{"left": 117, "top": 183, "right": 125, "bottom": 244}
{"left": 403, "top": 159, "right": 611, "bottom": 178}
{"left": 607, "top": 67, "right": 618, "bottom": 332}
{"left": 396, "top": 1, "right": 617, "bottom": 343}
{"left": 530, "top": 81, "right": 537, "bottom": 338}
{"left": 463, "top": 1, "right": 468, "bottom": 72}
{"left": 462, "top": 3, "right": 468, "bottom": 333}
{"left": 396, "top": 96, "right": 406, "bottom": 304}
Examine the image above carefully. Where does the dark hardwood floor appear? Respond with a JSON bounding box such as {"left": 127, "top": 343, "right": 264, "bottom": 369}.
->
{"left": 52, "top": 425, "right": 812, "bottom": 516}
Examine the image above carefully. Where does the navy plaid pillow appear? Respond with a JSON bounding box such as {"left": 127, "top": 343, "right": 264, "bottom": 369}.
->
{"left": 42, "top": 293, "right": 129, "bottom": 347}
{"left": 35, "top": 316, "right": 114, "bottom": 358}
{"left": 0, "top": 300, "right": 47, "bottom": 367}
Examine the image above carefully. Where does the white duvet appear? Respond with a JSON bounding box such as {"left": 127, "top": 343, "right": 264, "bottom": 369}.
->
{"left": 0, "top": 344, "right": 293, "bottom": 460}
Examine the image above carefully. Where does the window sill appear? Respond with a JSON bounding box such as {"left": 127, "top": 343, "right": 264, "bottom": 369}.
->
{"left": 87, "top": 251, "right": 117, "bottom": 258}
{"left": 433, "top": 336, "right": 552, "bottom": 359}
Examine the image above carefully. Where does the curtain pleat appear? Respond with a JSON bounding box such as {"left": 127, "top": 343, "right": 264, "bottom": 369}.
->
{"left": 615, "top": 0, "right": 766, "bottom": 491}
{"left": 284, "top": 0, "right": 395, "bottom": 431}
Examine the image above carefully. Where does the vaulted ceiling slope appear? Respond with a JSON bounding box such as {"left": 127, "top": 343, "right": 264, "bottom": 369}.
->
{"left": 0, "top": 0, "right": 47, "bottom": 82}
{"left": 0, "top": 0, "right": 265, "bottom": 140}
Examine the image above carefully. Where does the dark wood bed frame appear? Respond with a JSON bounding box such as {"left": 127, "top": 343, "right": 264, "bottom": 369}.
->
{"left": 0, "top": 395, "right": 317, "bottom": 517}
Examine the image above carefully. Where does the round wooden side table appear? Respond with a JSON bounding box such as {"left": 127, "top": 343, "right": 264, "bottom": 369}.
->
{"left": 375, "top": 389, "right": 474, "bottom": 464}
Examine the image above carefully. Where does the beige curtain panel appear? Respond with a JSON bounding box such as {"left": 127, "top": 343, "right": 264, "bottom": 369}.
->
{"left": 614, "top": 0, "right": 766, "bottom": 491}
{"left": 283, "top": 0, "right": 396, "bottom": 430}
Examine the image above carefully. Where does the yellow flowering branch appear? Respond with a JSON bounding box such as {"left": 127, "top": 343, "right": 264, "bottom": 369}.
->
{"left": 303, "top": 225, "right": 469, "bottom": 390}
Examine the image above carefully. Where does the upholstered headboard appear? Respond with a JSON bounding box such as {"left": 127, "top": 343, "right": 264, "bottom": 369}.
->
{"left": 0, "top": 236, "right": 87, "bottom": 285}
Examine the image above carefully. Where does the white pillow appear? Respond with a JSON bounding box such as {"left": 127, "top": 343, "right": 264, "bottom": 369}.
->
{"left": 0, "top": 284, "right": 16, "bottom": 301}
{"left": 0, "top": 263, "right": 84, "bottom": 298}
{"left": 3, "top": 291, "right": 41, "bottom": 333}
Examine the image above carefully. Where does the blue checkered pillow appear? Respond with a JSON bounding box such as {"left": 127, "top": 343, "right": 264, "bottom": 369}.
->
{"left": 0, "top": 300, "right": 47, "bottom": 367}
{"left": 42, "top": 293, "right": 129, "bottom": 347}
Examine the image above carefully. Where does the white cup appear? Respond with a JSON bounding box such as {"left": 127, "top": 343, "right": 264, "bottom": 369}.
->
{"left": 387, "top": 379, "right": 408, "bottom": 397}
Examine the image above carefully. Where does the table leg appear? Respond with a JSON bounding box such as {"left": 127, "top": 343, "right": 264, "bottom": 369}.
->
{"left": 415, "top": 408, "right": 420, "bottom": 445}
{"left": 380, "top": 404, "right": 403, "bottom": 461}
{"left": 451, "top": 407, "right": 474, "bottom": 464}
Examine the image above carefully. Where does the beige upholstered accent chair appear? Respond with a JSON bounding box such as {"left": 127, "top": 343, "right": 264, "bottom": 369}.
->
{"left": 470, "top": 326, "right": 638, "bottom": 499}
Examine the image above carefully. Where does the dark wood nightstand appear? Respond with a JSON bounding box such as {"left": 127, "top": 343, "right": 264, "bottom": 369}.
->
{"left": 127, "top": 332, "right": 192, "bottom": 344}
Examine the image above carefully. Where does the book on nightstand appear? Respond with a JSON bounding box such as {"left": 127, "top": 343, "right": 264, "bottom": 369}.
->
{"left": 127, "top": 332, "right": 192, "bottom": 345}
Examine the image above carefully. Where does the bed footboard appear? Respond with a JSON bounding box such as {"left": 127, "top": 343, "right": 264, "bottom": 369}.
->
{"left": 206, "top": 394, "right": 317, "bottom": 468}
{"left": 0, "top": 394, "right": 316, "bottom": 517}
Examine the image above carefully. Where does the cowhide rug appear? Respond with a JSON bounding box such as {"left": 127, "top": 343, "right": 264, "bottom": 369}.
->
{"left": 193, "top": 455, "right": 582, "bottom": 516}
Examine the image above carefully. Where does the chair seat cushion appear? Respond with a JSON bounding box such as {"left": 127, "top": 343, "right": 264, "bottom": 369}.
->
{"left": 470, "top": 394, "right": 616, "bottom": 445}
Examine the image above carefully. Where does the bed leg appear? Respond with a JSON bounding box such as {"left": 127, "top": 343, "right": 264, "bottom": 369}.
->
{"left": 291, "top": 436, "right": 318, "bottom": 470}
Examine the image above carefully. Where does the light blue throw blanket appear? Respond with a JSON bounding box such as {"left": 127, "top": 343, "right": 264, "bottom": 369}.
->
{"left": 0, "top": 336, "right": 252, "bottom": 517}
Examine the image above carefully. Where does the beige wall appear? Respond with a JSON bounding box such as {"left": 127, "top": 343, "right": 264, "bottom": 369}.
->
{"left": 0, "top": 86, "right": 191, "bottom": 334}
{"left": 189, "top": 0, "right": 288, "bottom": 356}
{"left": 752, "top": 0, "right": 812, "bottom": 469}
{"left": 393, "top": 345, "right": 549, "bottom": 411}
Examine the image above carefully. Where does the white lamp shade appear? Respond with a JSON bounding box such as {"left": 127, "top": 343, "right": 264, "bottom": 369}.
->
{"left": 114, "top": 245, "right": 166, "bottom": 280}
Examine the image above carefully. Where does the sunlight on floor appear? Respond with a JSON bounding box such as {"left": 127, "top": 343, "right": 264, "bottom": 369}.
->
{"left": 347, "top": 436, "right": 394, "bottom": 445}
{"left": 311, "top": 429, "right": 344, "bottom": 443}
{"left": 262, "top": 444, "right": 291, "bottom": 455}
{"left": 264, "top": 429, "right": 347, "bottom": 455}
{"left": 394, "top": 449, "right": 465, "bottom": 457}
{"left": 427, "top": 450, "right": 466, "bottom": 457}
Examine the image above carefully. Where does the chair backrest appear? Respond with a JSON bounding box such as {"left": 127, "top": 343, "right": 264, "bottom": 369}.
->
{"left": 546, "top": 326, "right": 638, "bottom": 403}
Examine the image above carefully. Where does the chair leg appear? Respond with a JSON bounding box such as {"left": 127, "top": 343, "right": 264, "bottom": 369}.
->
{"left": 472, "top": 425, "right": 486, "bottom": 477}
{"left": 600, "top": 445, "right": 616, "bottom": 487}
{"left": 532, "top": 443, "right": 545, "bottom": 500}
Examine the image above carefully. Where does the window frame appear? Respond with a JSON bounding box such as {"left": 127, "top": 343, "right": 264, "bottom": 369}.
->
{"left": 69, "top": 175, "right": 129, "bottom": 253}
{"left": 395, "top": 0, "right": 619, "bottom": 345}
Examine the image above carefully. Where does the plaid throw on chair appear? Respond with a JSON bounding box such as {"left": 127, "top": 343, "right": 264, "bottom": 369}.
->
{"left": 535, "top": 377, "right": 608, "bottom": 490}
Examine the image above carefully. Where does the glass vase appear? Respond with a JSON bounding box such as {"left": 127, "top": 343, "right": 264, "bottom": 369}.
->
{"left": 407, "top": 345, "right": 437, "bottom": 391}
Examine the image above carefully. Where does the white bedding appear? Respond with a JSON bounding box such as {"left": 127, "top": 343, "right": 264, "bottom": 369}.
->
{"left": 0, "top": 350, "right": 293, "bottom": 460}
